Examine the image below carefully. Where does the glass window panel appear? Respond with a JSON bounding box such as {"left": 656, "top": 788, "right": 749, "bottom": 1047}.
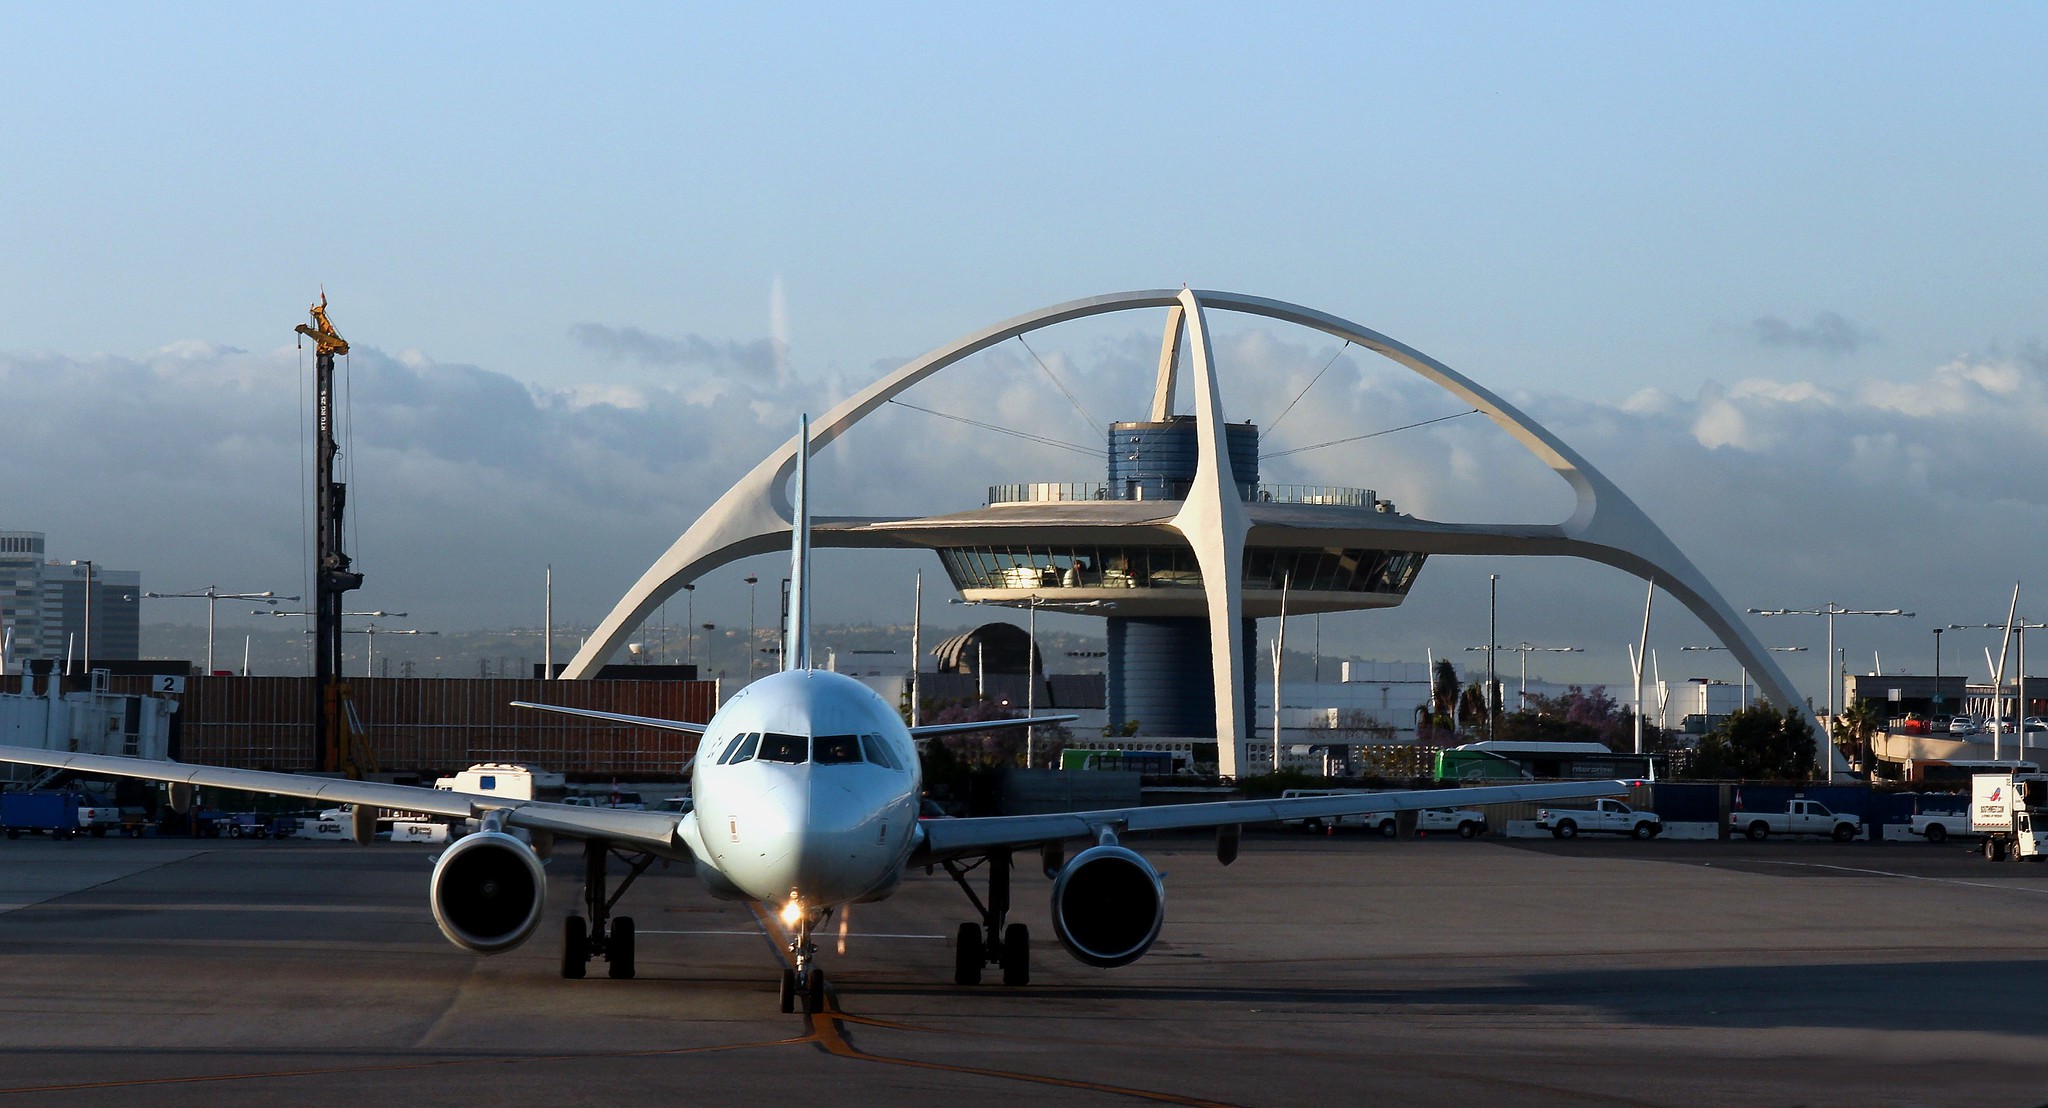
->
{"left": 757, "top": 732, "right": 808, "bottom": 764}
{"left": 814, "top": 734, "right": 863, "bottom": 764}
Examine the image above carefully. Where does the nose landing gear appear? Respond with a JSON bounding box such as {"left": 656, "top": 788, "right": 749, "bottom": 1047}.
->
{"left": 779, "top": 910, "right": 829, "bottom": 1013}
{"left": 561, "top": 839, "right": 654, "bottom": 981}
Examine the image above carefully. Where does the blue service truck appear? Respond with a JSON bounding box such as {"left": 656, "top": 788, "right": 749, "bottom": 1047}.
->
{"left": 2, "top": 791, "right": 85, "bottom": 840}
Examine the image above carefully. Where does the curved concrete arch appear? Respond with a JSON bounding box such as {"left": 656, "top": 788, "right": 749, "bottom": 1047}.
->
{"left": 560, "top": 288, "right": 1826, "bottom": 772}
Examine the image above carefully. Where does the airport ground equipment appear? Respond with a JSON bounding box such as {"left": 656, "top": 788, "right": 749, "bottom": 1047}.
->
{"left": 1731, "top": 798, "right": 1863, "bottom": 842}
{"left": 1970, "top": 772, "right": 2048, "bottom": 861}
{"left": 1538, "top": 797, "right": 1662, "bottom": 839}
{"left": 1, "top": 791, "right": 83, "bottom": 839}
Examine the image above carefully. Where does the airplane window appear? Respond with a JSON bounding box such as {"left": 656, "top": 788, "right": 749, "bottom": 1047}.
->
{"left": 720, "top": 733, "right": 760, "bottom": 765}
{"left": 861, "top": 734, "right": 899, "bottom": 769}
{"left": 814, "top": 734, "right": 864, "bottom": 764}
{"left": 757, "top": 732, "right": 809, "bottom": 764}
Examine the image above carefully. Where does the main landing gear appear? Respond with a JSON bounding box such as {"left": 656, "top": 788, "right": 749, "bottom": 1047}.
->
{"left": 942, "top": 849, "right": 1030, "bottom": 987}
{"left": 561, "top": 839, "right": 654, "bottom": 981}
{"left": 779, "top": 910, "right": 829, "bottom": 1014}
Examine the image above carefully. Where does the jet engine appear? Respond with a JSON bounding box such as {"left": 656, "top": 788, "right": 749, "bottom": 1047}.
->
{"left": 430, "top": 830, "right": 547, "bottom": 953}
{"left": 1049, "top": 844, "right": 1165, "bottom": 968}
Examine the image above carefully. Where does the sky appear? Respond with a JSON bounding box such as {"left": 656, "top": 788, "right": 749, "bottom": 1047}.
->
{"left": 2, "top": 4, "right": 2046, "bottom": 703}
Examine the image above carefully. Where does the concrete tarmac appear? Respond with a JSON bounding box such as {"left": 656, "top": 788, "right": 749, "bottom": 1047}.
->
{"left": 0, "top": 831, "right": 2044, "bottom": 1105}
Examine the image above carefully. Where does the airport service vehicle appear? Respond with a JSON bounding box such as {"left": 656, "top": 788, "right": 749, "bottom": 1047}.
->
{"left": 1279, "top": 790, "right": 1487, "bottom": 837}
{"left": 0, "top": 417, "right": 1627, "bottom": 1014}
{"left": 1907, "top": 809, "right": 1977, "bottom": 843}
{"left": 1, "top": 790, "right": 83, "bottom": 839}
{"left": 1970, "top": 773, "right": 2048, "bottom": 861}
{"left": 1731, "top": 799, "right": 1862, "bottom": 842}
{"left": 1536, "top": 798, "right": 1661, "bottom": 839}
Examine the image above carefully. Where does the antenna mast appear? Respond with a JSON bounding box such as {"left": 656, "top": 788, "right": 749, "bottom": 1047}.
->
{"left": 296, "top": 293, "right": 364, "bottom": 774}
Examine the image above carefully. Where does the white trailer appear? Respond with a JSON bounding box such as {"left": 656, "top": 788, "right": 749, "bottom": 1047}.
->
{"left": 1970, "top": 773, "right": 2048, "bottom": 861}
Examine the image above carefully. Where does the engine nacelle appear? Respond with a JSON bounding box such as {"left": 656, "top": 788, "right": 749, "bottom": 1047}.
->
{"left": 1049, "top": 844, "right": 1165, "bottom": 968}
{"left": 430, "top": 830, "right": 547, "bottom": 953}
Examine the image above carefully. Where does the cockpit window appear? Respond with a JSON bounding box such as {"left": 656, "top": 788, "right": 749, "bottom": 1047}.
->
{"left": 860, "top": 734, "right": 899, "bottom": 769}
{"left": 814, "top": 734, "right": 863, "bottom": 764}
{"left": 757, "top": 732, "right": 809, "bottom": 764}
{"left": 718, "top": 733, "right": 759, "bottom": 765}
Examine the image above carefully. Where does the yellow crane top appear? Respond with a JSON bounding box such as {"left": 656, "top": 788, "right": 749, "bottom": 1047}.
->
{"left": 295, "top": 291, "right": 349, "bottom": 356}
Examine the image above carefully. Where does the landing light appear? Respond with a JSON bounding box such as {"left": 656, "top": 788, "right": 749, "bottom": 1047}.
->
{"left": 780, "top": 897, "right": 804, "bottom": 927}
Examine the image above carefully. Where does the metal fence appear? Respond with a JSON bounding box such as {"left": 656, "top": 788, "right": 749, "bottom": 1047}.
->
{"left": 108, "top": 676, "right": 714, "bottom": 777}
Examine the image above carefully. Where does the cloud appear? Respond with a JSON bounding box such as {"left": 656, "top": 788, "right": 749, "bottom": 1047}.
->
{"left": 8, "top": 324, "right": 2048, "bottom": 704}
{"left": 1750, "top": 311, "right": 1876, "bottom": 355}
{"left": 569, "top": 322, "right": 781, "bottom": 378}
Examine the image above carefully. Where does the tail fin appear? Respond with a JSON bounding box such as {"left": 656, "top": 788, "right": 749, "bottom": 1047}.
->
{"left": 784, "top": 415, "right": 813, "bottom": 671}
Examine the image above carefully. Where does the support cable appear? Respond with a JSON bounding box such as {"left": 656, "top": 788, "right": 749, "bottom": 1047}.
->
{"left": 1261, "top": 409, "right": 1481, "bottom": 460}
{"left": 1015, "top": 335, "right": 1101, "bottom": 437}
{"left": 886, "top": 399, "right": 1100, "bottom": 457}
{"left": 1264, "top": 340, "right": 1349, "bottom": 435}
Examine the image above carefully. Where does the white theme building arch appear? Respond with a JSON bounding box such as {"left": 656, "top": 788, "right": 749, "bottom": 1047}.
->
{"left": 562, "top": 289, "right": 1827, "bottom": 778}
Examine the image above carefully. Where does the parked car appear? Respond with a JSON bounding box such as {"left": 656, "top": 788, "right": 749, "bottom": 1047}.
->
{"left": 2025, "top": 717, "right": 2048, "bottom": 733}
{"left": 1950, "top": 717, "right": 1982, "bottom": 735}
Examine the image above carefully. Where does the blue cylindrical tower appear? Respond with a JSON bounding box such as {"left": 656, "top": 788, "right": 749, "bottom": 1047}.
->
{"left": 1102, "top": 418, "right": 1258, "bottom": 738}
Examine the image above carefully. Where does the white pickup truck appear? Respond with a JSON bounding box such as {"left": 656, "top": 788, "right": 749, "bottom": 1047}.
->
{"left": 1536, "top": 798, "right": 1661, "bottom": 839}
{"left": 1279, "top": 790, "right": 1489, "bottom": 838}
{"left": 1907, "top": 810, "right": 1976, "bottom": 843}
{"left": 1731, "top": 799, "right": 1862, "bottom": 842}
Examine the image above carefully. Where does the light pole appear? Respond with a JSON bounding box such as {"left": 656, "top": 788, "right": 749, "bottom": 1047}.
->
{"left": 69, "top": 560, "right": 92, "bottom": 674}
{"left": 1932, "top": 627, "right": 1944, "bottom": 714}
{"left": 1947, "top": 620, "right": 2048, "bottom": 758}
{"left": 953, "top": 595, "right": 1113, "bottom": 768}
{"left": 701, "top": 623, "right": 717, "bottom": 678}
{"left": 339, "top": 625, "right": 437, "bottom": 674}
{"left": 683, "top": 583, "right": 696, "bottom": 668}
{"left": 1466, "top": 642, "right": 1583, "bottom": 711}
{"left": 1487, "top": 574, "right": 1499, "bottom": 741}
{"left": 1750, "top": 604, "right": 1914, "bottom": 782}
{"left": 144, "top": 587, "right": 298, "bottom": 674}
{"left": 745, "top": 575, "right": 759, "bottom": 685}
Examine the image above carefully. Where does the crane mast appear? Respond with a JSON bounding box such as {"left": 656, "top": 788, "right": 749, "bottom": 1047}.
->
{"left": 295, "top": 294, "right": 365, "bottom": 774}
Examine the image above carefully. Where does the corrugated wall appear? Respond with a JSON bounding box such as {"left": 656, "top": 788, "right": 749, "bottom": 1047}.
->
{"left": 108, "top": 677, "right": 714, "bottom": 777}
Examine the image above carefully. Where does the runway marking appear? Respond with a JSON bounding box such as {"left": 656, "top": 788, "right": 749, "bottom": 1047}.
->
{"left": 1748, "top": 859, "right": 2048, "bottom": 894}
{"left": 745, "top": 903, "right": 1241, "bottom": 1106}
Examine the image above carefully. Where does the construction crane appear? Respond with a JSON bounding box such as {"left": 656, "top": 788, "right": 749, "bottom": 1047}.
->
{"left": 296, "top": 292, "right": 372, "bottom": 778}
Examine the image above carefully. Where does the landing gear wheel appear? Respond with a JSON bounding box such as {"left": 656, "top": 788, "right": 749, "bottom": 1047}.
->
{"left": 779, "top": 967, "right": 797, "bottom": 1013}
{"left": 954, "top": 922, "right": 983, "bottom": 986}
{"left": 805, "top": 968, "right": 826, "bottom": 1012}
{"left": 561, "top": 916, "right": 588, "bottom": 979}
{"left": 1001, "top": 923, "right": 1030, "bottom": 986}
{"left": 607, "top": 916, "right": 636, "bottom": 979}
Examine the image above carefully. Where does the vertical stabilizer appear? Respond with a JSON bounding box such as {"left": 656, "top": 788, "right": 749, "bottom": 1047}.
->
{"left": 784, "top": 416, "right": 813, "bottom": 671}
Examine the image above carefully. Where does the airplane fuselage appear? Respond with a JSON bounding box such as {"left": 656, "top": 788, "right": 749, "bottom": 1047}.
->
{"left": 678, "top": 669, "right": 922, "bottom": 914}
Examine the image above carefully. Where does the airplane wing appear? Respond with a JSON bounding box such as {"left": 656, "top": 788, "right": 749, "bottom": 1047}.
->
{"left": 0, "top": 745, "right": 687, "bottom": 857}
{"left": 909, "top": 714, "right": 1078, "bottom": 739}
{"left": 509, "top": 701, "right": 709, "bottom": 734}
{"left": 914, "top": 778, "right": 1632, "bottom": 860}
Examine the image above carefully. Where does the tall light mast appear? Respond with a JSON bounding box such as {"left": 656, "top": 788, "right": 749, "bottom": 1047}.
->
{"left": 295, "top": 294, "right": 365, "bottom": 774}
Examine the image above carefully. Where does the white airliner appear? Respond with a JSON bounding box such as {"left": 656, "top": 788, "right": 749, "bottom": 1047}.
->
{"left": 0, "top": 417, "right": 1626, "bottom": 1014}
